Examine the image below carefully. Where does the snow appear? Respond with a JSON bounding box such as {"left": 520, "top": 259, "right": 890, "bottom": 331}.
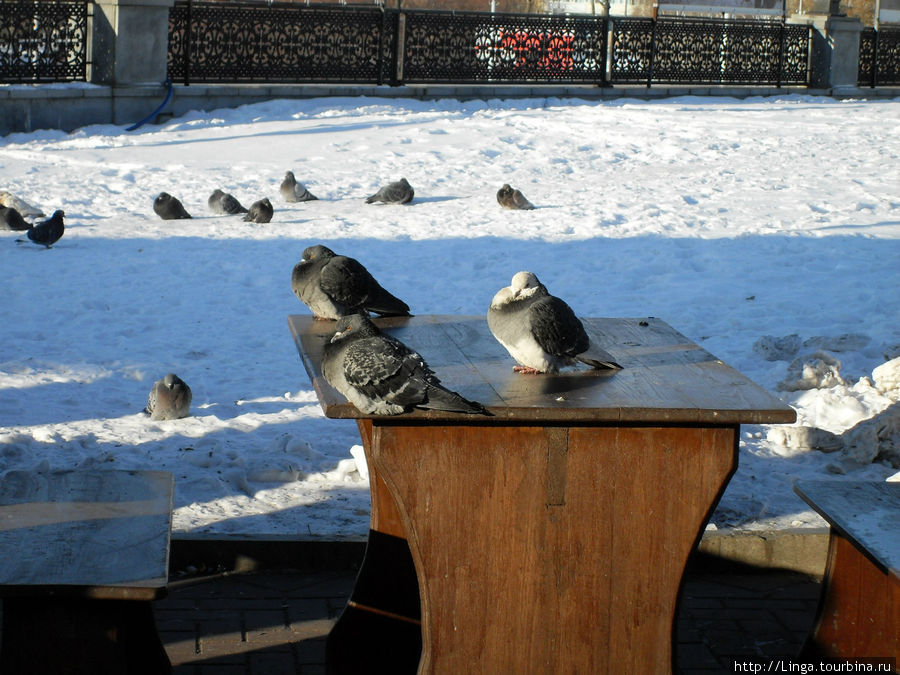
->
{"left": 1, "top": 94, "right": 899, "bottom": 540}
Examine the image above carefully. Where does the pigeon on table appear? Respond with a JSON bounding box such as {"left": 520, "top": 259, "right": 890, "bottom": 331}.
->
{"left": 24, "top": 210, "right": 65, "bottom": 248}
{"left": 322, "top": 313, "right": 486, "bottom": 416}
{"left": 291, "top": 244, "right": 410, "bottom": 320}
{"left": 208, "top": 189, "right": 249, "bottom": 215}
{"left": 365, "top": 178, "right": 414, "bottom": 205}
{"left": 0, "top": 206, "right": 30, "bottom": 231}
{"left": 0, "top": 191, "right": 44, "bottom": 218}
{"left": 153, "top": 192, "right": 192, "bottom": 220}
{"left": 487, "top": 271, "right": 622, "bottom": 374}
{"left": 497, "top": 184, "right": 535, "bottom": 210}
{"left": 243, "top": 198, "right": 273, "bottom": 223}
{"left": 280, "top": 171, "right": 317, "bottom": 202}
{"left": 145, "top": 373, "right": 192, "bottom": 420}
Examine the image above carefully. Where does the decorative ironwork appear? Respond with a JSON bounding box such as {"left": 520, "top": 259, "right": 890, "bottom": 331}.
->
{"left": 168, "top": 1, "right": 395, "bottom": 85}
{"left": 0, "top": 0, "right": 87, "bottom": 83}
{"left": 859, "top": 26, "right": 900, "bottom": 87}
{"left": 401, "top": 10, "right": 608, "bottom": 84}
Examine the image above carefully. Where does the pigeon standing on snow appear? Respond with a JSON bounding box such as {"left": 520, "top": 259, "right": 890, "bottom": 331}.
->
{"left": 487, "top": 271, "right": 622, "bottom": 374}
{"left": 0, "top": 206, "right": 30, "bottom": 231}
{"left": 365, "top": 178, "right": 414, "bottom": 205}
{"left": 153, "top": 192, "right": 192, "bottom": 220}
{"left": 0, "top": 191, "right": 44, "bottom": 218}
{"left": 208, "top": 189, "right": 249, "bottom": 215}
{"left": 243, "top": 198, "right": 273, "bottom": 223}
{"left": 497, "top": 184, "right": 535, "bottom": 210}
{"left": 322, "top": 313, "right": 486, "bottom": 415}
{"left": 25, "top": 210, "right": 65, "bottom": 248}
{"left": 145, "top": 373, "right": 192, "bottom": 420}
{"left": 280, "top": 171, "right": 318, "bottom": 202}
{"left": 291, "top": 244, "right": 410, "bottom": 320}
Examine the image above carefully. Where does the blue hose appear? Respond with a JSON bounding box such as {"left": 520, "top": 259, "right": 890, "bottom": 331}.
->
{"left": 126, "top": 78, "right": 174, "bottom": 131}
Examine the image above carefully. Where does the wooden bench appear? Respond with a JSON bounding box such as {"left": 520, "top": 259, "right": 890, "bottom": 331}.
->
{"left": 0, "top": 469, "right": 174, "bottom": 675}
{"left": 794, "top": 480, "right": 899, "bottom": 668}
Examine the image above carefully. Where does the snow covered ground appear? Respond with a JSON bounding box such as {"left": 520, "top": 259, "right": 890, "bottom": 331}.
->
{"left": 1, "top": 93, "right": 898, "bottom": 539}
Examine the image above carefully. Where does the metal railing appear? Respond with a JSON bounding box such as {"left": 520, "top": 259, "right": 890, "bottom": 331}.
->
{"left": 858, "top": 26, "right": 900, "bottom": 87}
{"left": 0, "top": 0, "right": 87, "bottom": 83}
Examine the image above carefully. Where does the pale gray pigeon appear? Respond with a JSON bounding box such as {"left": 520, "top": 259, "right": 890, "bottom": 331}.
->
{"left": 365, "top": 178, "right": 414, "bottom": 205}
{"left": 153, "top": 192, "right": 192, "bottom": 220}
{"left": 0, "top": 191, "right": 44, "bottom": 218}
{"left": 487, "top": 271, "right": 622, "bottom": 374}
{"left": 322, "top": 313, "right": 486, "bottom": 415}
{"left": 497, "top": 184, "right": 535, "bottom": 210}
{"left": 145, "top": 373, "right": 192, "bottom": 420}
{"left": 280, "top": 171, "right": 317, "bottom": 202}
{"left": 208, "top": 189, "right": 249, "bottom": 215}
{"left": 243, "top": 198, "right": 273, "bottom": 223}
{"left": 291, "top": 244, "right": 410, "bottom": 320}
{"left": 0, "top": 206, "right": 30, "bottom": 231}
{"left": 25, "top": 210, "right": 65, "bottom": 248}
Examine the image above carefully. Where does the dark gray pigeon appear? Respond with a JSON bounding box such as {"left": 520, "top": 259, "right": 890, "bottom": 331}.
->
{"left": 365, "top": 178, "right": 414, "bottom": 205}
{"left": 322, "top": 313, "right": 486, "bottom": 416}
{"left": 280, "top": 171, "right": 317, "bottom": 203}
{"left": 243, "top": 198, "right": 273, "bottom": 223}
{"left": 0, "top": 205, "right": 30, "bottom": 231}
{"left": 153, "top": 192, "right": 192, "bottom": 220}
{"left": 497, "top": 184, "right": 535, "bottom": 210}
{"left": 291, "top": 244, "right": 410, "bottom": 320}
{"left": 25, "top": 210, "right": 65, "bottom": 248}
{"left": 487, "top": 271, "right": 622, "bottom": 374}
{"left": 208, "top": 189, "right": 249, "bottom": 215}
{"left": 144, "top": 373, "right": 192, "bottom": 420}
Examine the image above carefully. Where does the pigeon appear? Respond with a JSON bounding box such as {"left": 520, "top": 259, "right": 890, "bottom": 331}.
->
{"left": 144, "top": 373, "right": 192, "bottom": 421}
{"left": 243, "top": 198, "right": 273, "bottom": 223}
{"left": 291, "top": 244, "right": 410, "bottom": 320}
{"left": 208, "top": 189, "right": 249, "bottom": 215}
{"left": 487, "top": 271, "right": 622, "bottom": 374}
{"left": 497, "top": 184, "right": 535, "bottom": 210}
{"left": 280, "top": 171, "right": 318, "bottom": 202}
{"left": 25, "top": 210, "right": 65, "bottom": 248}
{"left": 153, "top": 192, "right": 192, "bottom": 220}
{"left": 0, "top": 191, "right": 44, "bottom": 218}
{"left": 365, "top": 178, "right": 414, "bottom": 205}
{"left": 0, "top": 206, "right": 30, "bottom": 231}
{"left": 322, "top": 313, "right": 486, "bottom": 416}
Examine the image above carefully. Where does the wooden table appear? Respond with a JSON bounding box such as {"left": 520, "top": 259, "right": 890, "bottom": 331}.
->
{"left": 289, "top": 314, "right": 796, "bottom": 674}
{"left": 794, "top": 481, "right": 899, "bottom": 669}
{"left": 0, "top": 469, "right": 174, "bottom": 675}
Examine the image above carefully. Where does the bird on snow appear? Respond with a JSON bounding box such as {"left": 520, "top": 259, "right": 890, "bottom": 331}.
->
{"left": 144, "top": 373, "right": 192, "bottom": 420}
{"left": 208, "top": 189, "right": 249, "bottom": 215}
{"left": 487, "top": 271, "right": 622, "bottom": 374}
{"left": 0, "top": 206, "right": 30, "bottom": 231}
{"left": 322, "top": 313, "right": 486, "bottom": 416}
{"left": 0, "top": 191, "right": 44, "bottom": 218}
{"left": 365, "top": 178, "right": 414, "bottom": 205}
{"left": 243, "top": 198, "right": 273, "bottom": 223}
{"left": 280, "top": 171, "right": 318, "bottom": 203}
{"left": 153, "top": 192, "right": 192, "bottom": 220}
{"left": 291, "top": 244, "right": 410, "bottom": 320}
{"left": 497, "top": 184, "right": 535, "bottom": 210}
{"left": 24, "top": 210, "right": 65, "bottom": 248}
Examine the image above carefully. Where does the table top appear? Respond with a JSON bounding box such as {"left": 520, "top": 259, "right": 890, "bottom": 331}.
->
{"left": 289, "top": 314, "right": 796, "bottom": 425}
{"left": 794, "top": 480, "right": 899, "bottom": 580}
{"left": 0, "top": 469, "right": 174, "bottom": 599}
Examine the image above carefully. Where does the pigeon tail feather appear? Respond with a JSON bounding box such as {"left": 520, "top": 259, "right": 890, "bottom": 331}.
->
{"left": 422, "top": 385, "right": 488, "bottom": 415}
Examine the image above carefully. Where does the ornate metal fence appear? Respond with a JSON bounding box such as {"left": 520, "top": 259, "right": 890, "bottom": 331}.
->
{"left": 0, "top": 0, "right": 87, "bottom": 83}
{"left": 610, "top": 17, "right": 810, "bottom": 86}
{"left": 858, "top": 26, "right": 900, "bottom": 87}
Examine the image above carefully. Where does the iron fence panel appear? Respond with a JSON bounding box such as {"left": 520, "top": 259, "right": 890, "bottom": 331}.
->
{"left": 0, "top": 0, "right": 87, "bottom": 83}
{"left": 859, "top": 26, "right": 900, "bottom": 86}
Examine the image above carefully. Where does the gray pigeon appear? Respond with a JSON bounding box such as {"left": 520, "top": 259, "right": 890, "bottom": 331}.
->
{"left": 153, "top": 192, "right": 192, "bottom": 220}
{"left": 280, "top": 171, "right": 317, "bottom": 202}
{"left": 322, "top": 313, "right": 486, "bottom": 416}
{"left": 25, "top": 210, "right": 65, "bottom": 248}
{"left": 365, "top": 178, "right": 414, "bottom": 205}
{"left": 0, "top": 206, "right": 30, "bottom": 231}
{"left": 497, "top": 184, "right": 535, "bottom": 210}
{"left": 208, "top": 189, "right": 249, "bottom": 215}
{"left": 487, "top": 271, "right": 622, "bottom": 374}
{"left": 243, "top": 198, "right": 273, "bottom": 223}
{"left": 0, "top": 191, "right": 44, "bottom": 218}
{"left": 145, "top": 373, "right": 192, "bottom": 420}
{"left": 291, "top": 244, "right": 410, "bottom": 320}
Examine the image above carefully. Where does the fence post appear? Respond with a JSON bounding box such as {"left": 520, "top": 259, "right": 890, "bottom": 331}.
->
{"left": 790, "top": 6, "right": 863, "bottom": 91}
{"left": 90, "top": 0, "right": 175, "bottom": 86}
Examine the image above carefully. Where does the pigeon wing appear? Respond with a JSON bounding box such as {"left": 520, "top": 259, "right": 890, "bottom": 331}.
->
{"left": 344, "top": 336, "right": 428, "bottom": 409}
{"left": 318, "top": 256, "right": 377, "bottom": 310}
{"left": 528, "top": 295, "right": 590, "bottom": 358}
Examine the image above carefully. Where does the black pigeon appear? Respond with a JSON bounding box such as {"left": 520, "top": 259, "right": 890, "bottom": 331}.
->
{"left": 0, "top": 206, "right": 30, "bottom": 231}
{"left": 243, "top": 198, "right": 273, "bottom": 223}
{"left": 365, "top": 178, "right": 414, "bottom": 205}
{"left": 208, "top": 189, "right": 249, "bottom": 215}
{"left": 487, "top": 271, "right": 621, "bottom": 374}
{"left": 291, "top": 244, "right": 410, "bottom": 320}
{"left": 280, "top": 171, "right": 318, "bottom": 202}
{"left": 497, "top": 184, "right": 535, "bottom": 210}
{"left": 144, "top": 373, "right": 192, "bottom": 421}
{"left": 153, "top": 192, "right": 192, "bottom": 220}
{"left": 322, "top": 313, "right": 486, "bottom": 416}
{"left": 25, "top": 210, "right": 65, "bottom": 248}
